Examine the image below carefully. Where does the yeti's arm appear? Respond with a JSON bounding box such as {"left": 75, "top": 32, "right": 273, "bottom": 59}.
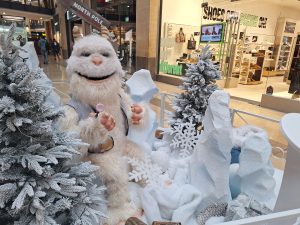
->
{"left": 59, "top": 106, "right": 80, "bottom": 133}
{"left": 59, "top": 106, "right": 109, "bottom": 148}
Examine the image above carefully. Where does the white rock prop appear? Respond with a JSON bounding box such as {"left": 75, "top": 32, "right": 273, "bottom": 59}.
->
{"left": 126, "top": 69, "right": 159, "bottom": 154}
{"left": 189, "top": 90, "right": 233, "bottom": 210}
{"left": 237, "top": 133, "right": 276, "bottom": 203}
{"left": 126, "top": 69, "right": 158, "bottom": 102}
{"left": 232, "top": 125, "right": 268, "bottom": 148}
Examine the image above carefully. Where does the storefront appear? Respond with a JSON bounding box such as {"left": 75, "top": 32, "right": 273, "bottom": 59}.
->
{"left": 158, "top": 0, "right": 300, "bottom": 112}
{"left": 0, "top": 15, "right": 27, "bottom": 46}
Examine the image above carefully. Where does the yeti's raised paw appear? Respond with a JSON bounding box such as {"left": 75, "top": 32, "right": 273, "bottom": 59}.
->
{"left": 131, "top": 104, "right": 144, "bottom": 125}
{"left": 89, "top": 111, "right": 116, "bottom": 131}
{"left": 100, "top": 112, "right": 116, "bottom": 131}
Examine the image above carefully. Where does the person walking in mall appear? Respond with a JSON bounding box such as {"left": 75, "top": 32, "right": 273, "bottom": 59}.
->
{"left": 51, "top": 38, "right": 60, "bottom": 60}
{"left": 38, "top": 36, "right": 49, "bottom": 64}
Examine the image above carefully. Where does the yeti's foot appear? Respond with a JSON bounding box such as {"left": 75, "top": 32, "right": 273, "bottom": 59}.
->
{"left": 105, "top": 203, "right": 136, "bottom": 225}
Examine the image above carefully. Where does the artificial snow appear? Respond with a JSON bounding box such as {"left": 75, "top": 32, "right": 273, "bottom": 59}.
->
{"left": 205, "top": 216, "right": 225, "bottom": 225}
{"left": 141, "top": 183, "right": 202, "bottom": 225}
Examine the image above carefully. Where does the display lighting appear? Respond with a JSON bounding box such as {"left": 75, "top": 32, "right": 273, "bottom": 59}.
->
{"left": 2, "top": 15, "right": 24, "bottom": 21}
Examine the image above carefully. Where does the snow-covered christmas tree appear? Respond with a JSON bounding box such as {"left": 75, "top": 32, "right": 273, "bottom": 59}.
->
{"left": 171, "top": 45, "right": 221, "bottom": 128}
{"left": 0, "top": 24, "right": 106, "bottom": 225}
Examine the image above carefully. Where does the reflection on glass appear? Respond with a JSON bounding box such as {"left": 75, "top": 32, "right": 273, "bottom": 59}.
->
{"left": 0, "top": 17, "right": 27, "bottom": 47}
{"left": 2, "top": 0, "right": 53, "bottom": 8}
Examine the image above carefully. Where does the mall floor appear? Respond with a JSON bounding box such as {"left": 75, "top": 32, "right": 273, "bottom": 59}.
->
{"left": 223, "top": 76, "right": 290, "bottom": 104}
{"left": 41, "top": 56, "right": 287, "bottom": 170}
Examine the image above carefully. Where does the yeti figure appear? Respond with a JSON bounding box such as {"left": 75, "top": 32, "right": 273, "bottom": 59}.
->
{"left": 60, "top": 35, "right": 146, "bottom": 225}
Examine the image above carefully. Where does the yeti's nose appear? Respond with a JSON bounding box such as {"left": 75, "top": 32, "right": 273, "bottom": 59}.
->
{"left": 92, "top": 57, "right": 102, "bottom": 65}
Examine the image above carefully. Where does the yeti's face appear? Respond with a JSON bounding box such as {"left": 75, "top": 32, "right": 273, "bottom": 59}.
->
{"left": 67, "top": 35, "right": 122, "bottom": 83}
{"left": 67, "top": 35, "right": 123, "bottom": 105}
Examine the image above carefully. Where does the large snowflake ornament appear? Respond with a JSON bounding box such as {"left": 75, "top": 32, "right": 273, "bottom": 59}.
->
{"left": 169, "top": 120, "right": 201, "bottom": 158}
{"left": 126, "top": 155, "right": 163, "bottom": 187}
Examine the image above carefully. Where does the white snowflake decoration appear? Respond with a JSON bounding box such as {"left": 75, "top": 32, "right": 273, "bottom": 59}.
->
{"left": 169, "top": 119, "right": 201, "bottom": 158}
{"left": 126, "top": 155, "right": 162, "bottom": 187}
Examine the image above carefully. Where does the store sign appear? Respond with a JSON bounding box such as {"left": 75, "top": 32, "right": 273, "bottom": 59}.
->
{"left": 240, "top": 13, "right": 258, "bottom": 27}
{"left": 159, "top": 62, "right": 182, "bottom": 76}
{"left": 258, "top": 17, "right": 268, "bottom": 29}
{"left": 60, "top": 0, "right": 111, "bottom": 29}
{"left": 202, "top": 5, "right": 239, "bottom": 22}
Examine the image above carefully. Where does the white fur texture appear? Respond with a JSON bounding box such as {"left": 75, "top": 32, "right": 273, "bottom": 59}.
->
{"left": 61, "top": 35, "right": 146, "bottom": 225}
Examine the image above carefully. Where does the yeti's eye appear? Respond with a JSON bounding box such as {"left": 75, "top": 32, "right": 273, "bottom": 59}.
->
{"left": 102, "top": 52, "right": 110, "bottom": 57}
{"left": 81, "top": 52, "right": 91, "bottom": 57}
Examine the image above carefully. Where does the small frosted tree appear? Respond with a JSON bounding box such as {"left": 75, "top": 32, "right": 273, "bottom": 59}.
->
{"left": 0, "top": 24, "right": 106, "bottom": 225}
{"left": 171, "top": 45, "right": 221, "bottom": 128}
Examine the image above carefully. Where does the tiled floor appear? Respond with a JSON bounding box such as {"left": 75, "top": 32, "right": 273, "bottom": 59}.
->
{"left": 223, "top": 76, "right": 290, "bottom": 104}
{"left": 42, "top": 56, "right": 286, "bottom": 169}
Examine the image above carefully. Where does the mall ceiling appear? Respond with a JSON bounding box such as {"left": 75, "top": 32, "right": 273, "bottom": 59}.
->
{"left": 1, "top": 8, "right": 52, "bottom": 20}
{"left": 95, "top": 0, "right": 136, "bottom": 22}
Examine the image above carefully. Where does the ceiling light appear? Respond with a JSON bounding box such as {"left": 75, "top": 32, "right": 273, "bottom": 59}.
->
{"left": 127, "top": 5, "right": 130, "bottom": 7}
{"left": 2, "top": 12, "right": 5, "bottom": 15}
{"left": 2, "top": 15, "right": 24, "bottom": 21}
{"left": 40, "top": 17, "right": 43, "bottom": 20}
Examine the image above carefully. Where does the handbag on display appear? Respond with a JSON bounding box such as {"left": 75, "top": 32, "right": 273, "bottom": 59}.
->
{"left": 187, "top": 34, "right": 196, "bottom": 50}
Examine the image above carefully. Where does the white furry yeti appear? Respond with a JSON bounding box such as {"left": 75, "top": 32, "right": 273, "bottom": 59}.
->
{"left": 60, "top": 35, "right": 146, "bottom": 225}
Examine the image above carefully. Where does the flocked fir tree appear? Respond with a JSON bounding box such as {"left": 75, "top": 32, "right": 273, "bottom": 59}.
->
{"left": 171, "top": 45, "right": 221, "bottom": 128}
{"left": 0, "top": 24, "right": 106, "bottom": 225}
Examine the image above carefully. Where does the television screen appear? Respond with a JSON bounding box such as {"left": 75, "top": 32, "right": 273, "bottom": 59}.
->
{"left": 200, "top": 24, "right": 223, "bottom": 43}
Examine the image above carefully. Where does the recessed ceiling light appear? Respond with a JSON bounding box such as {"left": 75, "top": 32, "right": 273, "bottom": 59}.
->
{"left": 127, "top": 5, "right": 130, "bottom": 7}
{"left": 3, "top": 12, "right": 5, "bottom": 15}
{"left": 40, "top": 17, "right": 43, "bottom": 20}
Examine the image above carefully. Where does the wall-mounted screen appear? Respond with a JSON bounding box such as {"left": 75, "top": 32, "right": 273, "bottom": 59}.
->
{"left": 200, "top": 23, "right": 223, "bottom": 42}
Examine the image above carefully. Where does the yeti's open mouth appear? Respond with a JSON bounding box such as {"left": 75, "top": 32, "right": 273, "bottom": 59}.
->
{"left": 76, "top": 71, "right": 115, "bottom": 81}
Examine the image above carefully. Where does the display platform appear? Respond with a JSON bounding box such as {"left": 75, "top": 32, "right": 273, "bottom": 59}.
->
{"left": 156, "top": 73, "right": 182, "bottom": 86}
{"left": 240, "top": 80, "right": 264, "bottom": 85}
{"left": 262, "top": 70, "right": 286, "bottom": 77}
{"left": 216, "top": 77, "right": 239, "bottom": 88}
{"left": 261, "top": 92, "right": 300, "bottom": 113}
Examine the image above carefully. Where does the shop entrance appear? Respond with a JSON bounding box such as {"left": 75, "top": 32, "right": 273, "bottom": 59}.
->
{"left": 158, "top": 0, "right": 300, "bottom": 111}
